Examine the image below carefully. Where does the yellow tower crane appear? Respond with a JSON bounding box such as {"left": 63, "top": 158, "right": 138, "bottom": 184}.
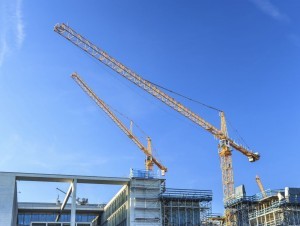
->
{"left": 71, "top": 72, "right": 167, "bottom": 175}
{"left": 55, "top": 23, "right": 260, "bottom": 224}
{"left": 256, "top": 175, "right": 267, "bottom": 198}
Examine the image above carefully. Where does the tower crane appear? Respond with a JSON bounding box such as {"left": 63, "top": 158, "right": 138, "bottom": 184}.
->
{"left": 55, "top": 23, "right": 260, "bottom": 224}
{"left": 255, "top": 175, "right": 267, "bottom": 198}
{"left": 71, "top": 72, "right": 167, "bottom": 175}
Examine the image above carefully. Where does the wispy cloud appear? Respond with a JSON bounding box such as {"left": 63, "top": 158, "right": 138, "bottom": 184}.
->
{"left": 16, "top": 0, "right": 25, "bottom": 47}
{"left": 0, "top": 132, "right": 111, "bottom": 174}
{"left": 250, "top": 0, "right": 289, "bottom": 22}
{"left": 0, "top": 0, "right": 25, "bottom": 67}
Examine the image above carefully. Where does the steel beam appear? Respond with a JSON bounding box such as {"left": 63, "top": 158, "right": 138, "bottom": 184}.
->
{"left": 55, "top": 181, "right": 73, "bottom": 222}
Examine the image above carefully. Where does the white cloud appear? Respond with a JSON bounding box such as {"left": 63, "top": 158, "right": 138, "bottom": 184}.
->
{"left": 0, "top": 0, "right": 25, "bottom": 67}
{"left": 250, "top": 0, "right": 289, "bottom": 22}
{"left": 16, "top": 0, "right": 25, "bottom": 47}
{"left": 0, "top": 132, "right": 110, "bottom": 174}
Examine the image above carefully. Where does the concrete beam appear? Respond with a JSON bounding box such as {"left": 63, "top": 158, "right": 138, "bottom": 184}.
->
{"left": 0, "top": 172, "right": 129, "bottom": 185}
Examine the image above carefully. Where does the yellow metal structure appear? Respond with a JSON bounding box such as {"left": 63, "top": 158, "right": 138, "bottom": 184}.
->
{"left": 256, "top": 175, "right": 267, "bottom": 198}
{"left": 71, "top": 72, "right": 167, "bottom": 175}
{"left": 55, "top": 23, "right": 260, "bottom": 224}
{"left": 219, "top": 112, "right": 234, "bottom": 201}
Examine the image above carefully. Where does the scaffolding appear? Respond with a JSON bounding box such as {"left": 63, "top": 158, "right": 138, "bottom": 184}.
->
{"left": 129, "top": 169, "right": 164, "bottom": 226}
{"left": 224, "top": 193, "right": 255, "bottom": 225}
{"left": 225, "top": 187, "right": 300, "bottom": 226}
{"left": 204, "top": 214, "right": 225, "bottom": 225}
{"left": 160, "top": 188, "right": 213, "bottom": 225}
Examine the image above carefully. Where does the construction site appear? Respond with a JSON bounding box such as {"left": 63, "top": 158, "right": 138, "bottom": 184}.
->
{"left": 0, "top": 13, "right": 299, "bottom": 226}
{"left": 1, "top": 170, "right": 214, "bottom": 226}
{"left": 225, "top": 185, "right": 300, "bottom": 225}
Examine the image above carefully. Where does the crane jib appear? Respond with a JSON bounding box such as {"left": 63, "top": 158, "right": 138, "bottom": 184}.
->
{"left": 55, "top": 23, "right": 259, "bottom": 162}
{"left": 54, "top": 25, "right": 220, "bottom": 133}
{"left": 71, "top": 73, "right": 167, "bottom": 173}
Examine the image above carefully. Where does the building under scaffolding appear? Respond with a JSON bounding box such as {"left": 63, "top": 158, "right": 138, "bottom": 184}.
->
{"left": 103, "top": 169, "right": 213, "bottom": 226}
{"left": 160, "top": 188, "right": 212, "bottom": 225}
{"left": 225, "top": 186, "right": 300, "bottom": 225}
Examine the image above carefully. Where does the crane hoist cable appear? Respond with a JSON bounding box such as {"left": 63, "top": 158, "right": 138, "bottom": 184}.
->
{"left": 71, "top": 72, "right": 167, "bottom": 175}
{"left": 54, "top": 23, "right": 259, "bottom": 213}
{"left": 148, "top": 80, "right": 251, "bottom": 150}
{"left": 145, "top": 79, "right": 222, "bottom": 112}
{"left": 101, "top": 57, "right": 249, "bottom": 150}
{"left": 103, "top": 98, "right": 148, "bottom": 139}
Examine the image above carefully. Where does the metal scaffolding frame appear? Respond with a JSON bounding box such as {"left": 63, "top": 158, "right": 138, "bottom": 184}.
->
{"left": 160, "top": 188, "right": 213, "bottom": 226}
{"left": 225, "top": 188, "right": 300, "bottom": 226}
{"left": 204, "top": 214, "right": 225, "bottom": 226}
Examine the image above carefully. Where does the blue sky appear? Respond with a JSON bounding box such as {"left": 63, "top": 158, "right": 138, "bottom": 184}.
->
{"left": 1, "top": 0, "right": 300, "bottom": 213}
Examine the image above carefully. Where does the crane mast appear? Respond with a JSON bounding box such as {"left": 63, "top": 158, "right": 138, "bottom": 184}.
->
{"left": 219, "top": 112, "right": 234, "bottom": 201}
{"left": 71, "top": 72, "right": 167, "bottom": 175}
{"left": 55, "top": 23, "right": 259, "bottom": 203}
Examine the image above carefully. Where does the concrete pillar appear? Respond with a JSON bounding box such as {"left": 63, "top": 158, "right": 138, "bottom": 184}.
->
{"left": 71, "top": 179, "right": 77, "bottom": 226}
{"left": 0, "top": 174, "right": 18, "bottom": 226}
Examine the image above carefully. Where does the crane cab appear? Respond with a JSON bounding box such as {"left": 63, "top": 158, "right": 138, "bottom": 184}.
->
{"left": 218, "top": 139, "right": 232, "bottom": 157}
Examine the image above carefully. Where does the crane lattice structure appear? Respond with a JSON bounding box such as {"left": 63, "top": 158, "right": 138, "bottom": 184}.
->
{"left": 71, "top": 72, "right": 167, "bottom": 175}
{"left": 55, "top": 23, "right": 260, "bottom": 225}
{"left": 255, "top": 175, "right": 267, "bottom": 198}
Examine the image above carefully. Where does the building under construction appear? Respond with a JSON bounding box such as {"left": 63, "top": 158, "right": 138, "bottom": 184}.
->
{"left": 225, "top": 185, "right": 300, "bottom": 225}
{"left": 0, "top": 169, "right": 213, "bottom": 226}
{"left": 3, "top": 21, "right": 297, "bottom": 226}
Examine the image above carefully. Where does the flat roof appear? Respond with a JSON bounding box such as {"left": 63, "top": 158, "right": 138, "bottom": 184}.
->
{"left": 0, "top": 171, "right": 130, "bottom": 185}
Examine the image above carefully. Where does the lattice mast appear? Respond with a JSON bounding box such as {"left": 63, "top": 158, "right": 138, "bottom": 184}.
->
{"left": 255, "top": 175, "right": 267, "bottom": 198}
{"left": 55, "top": 23, "right": 259, "bottom": 218}
{"left": 219, "top": 112, "right": 234, "bottom": 201}
{"left": 71, "top": 72, "right": 167, "bottom": 175}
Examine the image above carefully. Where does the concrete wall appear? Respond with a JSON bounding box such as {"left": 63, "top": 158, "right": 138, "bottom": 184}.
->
{"left": 129, "top": 178, "right": 162, "bottom": 226}
{"left": 101, "top": 177, "right": 163, "bottom": 226}
{"left": 101, "top": 185, "right": 128, "bottom": 226}
{"left": 0, "top": 174, "right": 18, "bottom": 226}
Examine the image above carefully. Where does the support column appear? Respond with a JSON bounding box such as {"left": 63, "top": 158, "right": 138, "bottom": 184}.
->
{"left": 0, "top": 174, "right": 18, "bottom": 226}
{"left": 71, "top": 179, "right": 77, "bottom": 226}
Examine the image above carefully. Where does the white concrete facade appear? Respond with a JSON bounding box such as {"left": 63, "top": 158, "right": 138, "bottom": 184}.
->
{"left": 0, "top": 174, "right": 18, "bottom": 226}
{"left": 128, "top": 178, "right": 162, "bottom": 226}
{"left": 101, "top": 177, "right": 163, "bottom": 226}
{"left": 0, "top": 171, "right": 129, "bottom": 226}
